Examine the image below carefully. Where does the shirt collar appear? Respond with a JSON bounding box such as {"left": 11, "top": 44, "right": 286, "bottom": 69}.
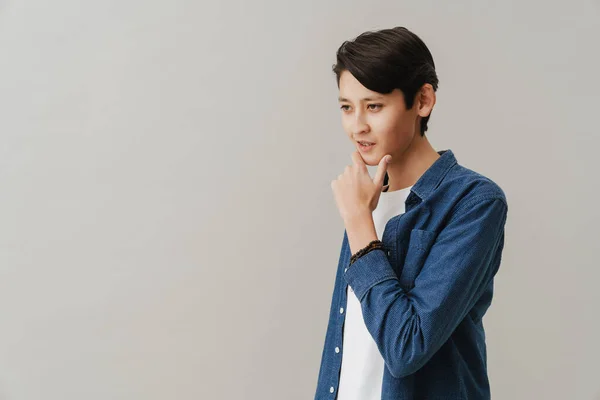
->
{"left": 410, "top": 149, "right": 457, "bottom": 201}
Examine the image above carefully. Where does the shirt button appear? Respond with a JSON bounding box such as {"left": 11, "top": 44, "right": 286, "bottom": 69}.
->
{"left": 335, "top": 347, "right": 340, "bottom": 353}
{"left": 330, "top": 386, "right": 334, "bottom": 393}
{"left": 387, "top": 250, "right": 391, "bottom": 256}
{"left": 344, "top": 267, "right": 348, "bottom": 273}
{"left": 339, "top": 307, "right": 344, "bottom": 314}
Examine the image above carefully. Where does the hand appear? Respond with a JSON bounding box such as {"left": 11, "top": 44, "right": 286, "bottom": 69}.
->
{"left": 331, "top": 151, "right": 392, "bottom": 222}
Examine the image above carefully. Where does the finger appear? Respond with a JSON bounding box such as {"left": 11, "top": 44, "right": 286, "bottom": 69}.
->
{"left": 351, "top": 151, "right": 366, "bottom": 168}
{"left": 373, "top": 155, "right": 391, "bottom": 186}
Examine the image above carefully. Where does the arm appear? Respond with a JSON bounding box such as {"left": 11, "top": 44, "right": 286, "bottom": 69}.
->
{"left": 343, "top": 195, "right": 508, "bottom": 378}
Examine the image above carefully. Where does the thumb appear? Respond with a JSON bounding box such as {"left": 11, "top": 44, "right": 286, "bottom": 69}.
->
{"left": 373, "top": 155, "right": 392, "bottom": 187}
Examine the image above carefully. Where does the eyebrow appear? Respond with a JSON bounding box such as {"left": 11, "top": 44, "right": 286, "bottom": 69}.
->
{"left": 338, "top": 95, "right": 384, "bottom": 102}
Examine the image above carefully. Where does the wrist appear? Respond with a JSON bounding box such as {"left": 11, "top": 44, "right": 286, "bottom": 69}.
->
{"left": 344, "top": 211, "right": 378, "bottom": 255}
{"left": 343, "top": 208, "right": 372, "bottom": 226}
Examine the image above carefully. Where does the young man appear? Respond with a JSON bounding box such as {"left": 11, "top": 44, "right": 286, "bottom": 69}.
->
{"left": 314, "top": 27, "right": 508, "bottom": 399}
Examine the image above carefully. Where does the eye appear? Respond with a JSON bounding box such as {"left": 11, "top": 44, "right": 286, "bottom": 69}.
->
{"left": 340, "top": 104, "right": 382, "bottom": 112}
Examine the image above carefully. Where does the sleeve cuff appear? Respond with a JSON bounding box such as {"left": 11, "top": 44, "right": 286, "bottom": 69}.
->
{"left": 343, "top": 248, "right": 398, "bottom": 302}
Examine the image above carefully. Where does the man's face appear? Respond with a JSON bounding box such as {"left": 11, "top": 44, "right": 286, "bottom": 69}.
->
{"left": 338, "top": 70, "right": 420, "bottom": 166}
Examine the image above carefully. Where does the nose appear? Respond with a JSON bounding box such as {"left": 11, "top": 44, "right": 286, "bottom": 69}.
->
{"left": 350, "top": 112, "right": 369, "bottom": 136}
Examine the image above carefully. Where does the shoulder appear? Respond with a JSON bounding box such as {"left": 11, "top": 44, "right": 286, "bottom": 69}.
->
{"left": 442, "top": 163, "right": 508, "bottom": 214}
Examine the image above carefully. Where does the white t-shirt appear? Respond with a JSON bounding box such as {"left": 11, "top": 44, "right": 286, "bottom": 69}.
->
{"left": 337, "top": 185, "right": 413, "bottom": 400}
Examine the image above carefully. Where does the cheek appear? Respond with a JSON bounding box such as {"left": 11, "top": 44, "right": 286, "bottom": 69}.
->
{"left": 378, "top": 126, "right": 412, "bottom": 151}
{"left": 387, "top": 116, "right": 414, "bottom": 138}
{"left": 341, "top": 120, "right": 353, "bottom": 138}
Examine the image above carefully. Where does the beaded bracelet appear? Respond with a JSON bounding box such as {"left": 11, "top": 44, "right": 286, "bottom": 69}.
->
{"left": 350, "top": 239, "right": 384, "bottom": 265}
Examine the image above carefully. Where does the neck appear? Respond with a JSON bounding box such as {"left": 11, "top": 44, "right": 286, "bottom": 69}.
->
{"left": 384, "top": 134, "right": 440, "bottom": 192}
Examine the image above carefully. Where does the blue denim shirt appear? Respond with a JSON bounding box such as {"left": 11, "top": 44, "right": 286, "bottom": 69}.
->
{"left": 314, "top": 149, "right": 508, "bottom": 400}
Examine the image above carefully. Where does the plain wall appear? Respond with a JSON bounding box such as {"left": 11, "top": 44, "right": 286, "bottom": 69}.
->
{"left": 0, "top": 1, "right": 598, "bottom": 399}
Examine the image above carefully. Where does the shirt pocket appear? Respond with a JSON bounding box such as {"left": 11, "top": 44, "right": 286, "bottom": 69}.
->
{"left": 399, "top": 228, "right": 438, "bottom": 290}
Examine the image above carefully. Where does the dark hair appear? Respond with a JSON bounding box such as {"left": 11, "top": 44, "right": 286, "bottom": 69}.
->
{"left": 332, "top": 26, "right": 439, "bottom": 136}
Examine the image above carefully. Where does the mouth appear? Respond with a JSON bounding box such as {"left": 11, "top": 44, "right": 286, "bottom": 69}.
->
{"left": 357, "top": 141, "right": 376, "bottom": 152}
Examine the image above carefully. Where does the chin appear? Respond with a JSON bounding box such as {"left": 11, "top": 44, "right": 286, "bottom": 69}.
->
{"left": 362, "top": 155, "right": 380, "bottom": 166}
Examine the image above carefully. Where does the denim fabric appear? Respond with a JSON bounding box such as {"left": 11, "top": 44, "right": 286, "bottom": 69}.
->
{"left": 314, "top": 149, "right": 508, "bottom": 400}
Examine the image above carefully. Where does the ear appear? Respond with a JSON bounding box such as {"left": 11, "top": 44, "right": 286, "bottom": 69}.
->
{"left": 417, "top": 84, "right": 436, "bottom": 118}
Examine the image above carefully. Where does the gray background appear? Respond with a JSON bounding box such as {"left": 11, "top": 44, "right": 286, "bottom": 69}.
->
{"left": 0, "top": 1, "right": 598, "bottom": 399}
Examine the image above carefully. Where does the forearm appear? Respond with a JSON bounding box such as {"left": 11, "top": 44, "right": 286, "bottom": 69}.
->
{"left": 343, "top": 248, "right": 437, "bottom": 378}
{"left": 342, "top": 197, "right": 507, "bottom": 378}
